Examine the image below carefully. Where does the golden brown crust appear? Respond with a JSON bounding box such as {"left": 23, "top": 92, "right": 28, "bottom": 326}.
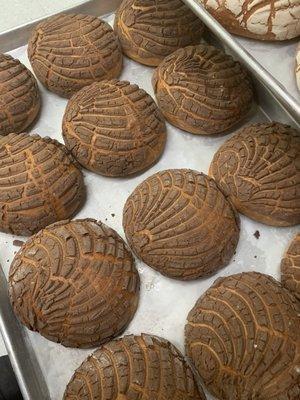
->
{"left": 123, "top": 169, "right": 240, "bottom": 280}
{"left": 62, "top": 80, "right": 166, "bottom": 176}
{"left": 152, "top": 45, "right": 254, "bottom": 135}
{"left": 63, "top": 333, "right": 206, "bottom": 399}
{"left": 0, "top": 54, "right": 40, "bottom": 136}
{"left": 185, "top": 272, "right": 300, "bottom": 400}
{"left": 9, "top": 219, "right": 140, "bottom": 348}
{"left": 199, "top": 0, "right": 300, "bottom": 41}
{"left": 114, "top": 0, "right": 205, "bottom": 66}
{"left": 209, "top": 122, "right": 300, "bottom": 226}
{"left": 0, "top": 132, "right": 85, "bottom": 236}
{"left": 281, "top": 233, "right": 300, "bottom": 300}
{"left": 28, "top": 14, "right": 123, "bottom": 98}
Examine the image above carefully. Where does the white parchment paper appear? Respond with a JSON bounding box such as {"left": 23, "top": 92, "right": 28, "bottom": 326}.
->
{"left": 0, "top": 13, "right": 299, "bottom": 400}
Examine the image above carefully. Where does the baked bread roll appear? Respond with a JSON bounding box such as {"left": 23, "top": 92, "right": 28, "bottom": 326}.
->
{"left": 209, "top": 122, "right": 300, "bottom": 226}
{"left": 185, "top": 272, "right": 300, "bottom": 400}
{"left": 64, "top": 333, "right": 206, "bottom": 399}
{"left": 123, "top": 169, "right": 240, "bottom": 280}
{"left": 9, "top": 219, "right": 140, "bottom": 348}
{"left": 199, "top": 0, "right": 300, "bottom": 41}
{"left": 0, "top": 54, "right": 40, "bottom": 136}
{"left": 281, "top": 233, "right": 300, "bottom": 300}
{"left": 114, "top": 0, "right": 205, "bottom": 66}
{"left": 28, "top": 14, "right": 123, "bottom": 98}
{"left": 296, "top": 44, "right": 300, "bottom": 91}
{"left": 0, "top": 133, "right": 85, "bottom": 236}
{"left": 152, "top": 44, "right": 254, "bottom": 135}
{"left": 62, "top": 80, "right": 166, "bottom": 176}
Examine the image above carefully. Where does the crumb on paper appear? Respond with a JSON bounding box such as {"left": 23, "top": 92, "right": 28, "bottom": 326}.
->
{"left": 254, "top": 230, "right": 260, "bottom": 239}
{"left": 111, "top": 213, "right": 115, "bottom": 217}
{"left": 254, "top": 255, "right": 257, "bottom": 259}
{"left": 13, "top": 239, "right": 24, "bottom": 247}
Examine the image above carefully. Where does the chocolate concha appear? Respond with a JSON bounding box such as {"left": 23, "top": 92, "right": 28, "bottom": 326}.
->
{"left": 114, "top": 0, "right": 205, "bottom": 66}
{"left": 123, "top": 169, "right": 240, "bottom": 280}
{"left": 209, "top": 122, "right": 300, "bottom": 226}
{"left": 281, "top": 233, "right": 300, "bottom": 300}
{"left": 0, "top": 54, "right": 40, "bottom": 136}
{"left": 185, "top": 272, "right": 300, "bottom": 400}
{"left": 62, "top": 80, "right": 166, "bottom": 177}
{"left": 63, "top": 333, "right": 206, "bottom": 399}
{"left": 28, "top": 14, "right": 123, "bottom": 98}
{"left": 9, "top": 219, "right": 140, "bottom": 348}
{"left": 152, "top": 45, "right": 254, "bottom": 135}
{"left": 0, "top": 133, "right": 85, "bottom": 236}
{"left": 199, "top": 0, "right": 300, "bottom": 41}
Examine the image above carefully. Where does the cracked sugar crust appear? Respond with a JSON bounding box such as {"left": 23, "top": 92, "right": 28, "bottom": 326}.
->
{"left": 123, "top": 169, "right": 240, "bottom": 280}
{"left": 0, "top": 54, "right": 40, "bottom": 136}
{"left": 114, "top": 0, "right": 205, "bottom": 66}
{"left": 200, "top": 0, "right": 300, "bottom": 41}
{"left": 9, "top": 219, "right": 140, "bottom": 348}
{"left": 296, "top": 44, "right": 300, "bottom": 91}
{"left": 63, "top": 333, "right": 206, "bottom": 400}
{"left": 152, "top": 45, "right": 254, "bottom": 135}
{"left": 28, "top": 14, "right": 123, "bottom": 98}
{"left": 185, "top": 272, "right": 300, "bottom": 400}
{"left": 62, "top": 80, "right": 166, "bottom": 177}
{"left": 209, "top": 122, "right": 300, "bottom": 226}
{"left": 0, "top": 132, "right": 85, "bottom": 236}
{"left": 281, "top": 233, "right": 300, "bottom": 300}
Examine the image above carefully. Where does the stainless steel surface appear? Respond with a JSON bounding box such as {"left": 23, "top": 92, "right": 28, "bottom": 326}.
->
{"left": 0, "top": 0, "right": 122, "bottom": 53}
{"left": 182, "top": 0, "right": 300, "bottom": 124}
{"left": 0, "top": 2, "right": 299, "bottom": 400}
{"left": 0, "top": 267, "right": 50, "bottom": 400}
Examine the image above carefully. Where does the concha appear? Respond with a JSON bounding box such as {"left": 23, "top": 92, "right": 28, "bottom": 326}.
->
{"left": 209, "top": 122, "right": 300, "bottom": 226}
{"left": 152, "top": 44, "right": 254, "bottom": 135}
{"left": 9, "top": 219, "right": 140, "bottom": 348}
{"left": 123, "top": 169, "right": 240, "bottom": 280}
{"left": 114, "top": 0, "right": 205, "bottom": 66}
{"left": 198, "top": 0, "right": 300, "bottom": 41}
{"left": 0, "top": 132, "right": 85, "bottom": 236}
{"left": 62, "top": 80, "right": 166, "bottom": 176}
{"left": 63, "top": 333, "right": 206, "bottom": 399}
{"left": 0, "top": 54, "right": 40, "bottom": 136}
{"left": 28, "top": 14, "right": 123, "bottom": 98}
{"left": 281, "top": 233, "right": 300, "bottom": 300}
{"left": 185, "top": 272, "right": 300, "bottom": 400}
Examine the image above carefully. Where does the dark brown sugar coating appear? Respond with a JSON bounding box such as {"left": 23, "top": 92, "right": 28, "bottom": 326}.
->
{"left": 9, "top": 219, "right": 140, "bottom": 348}
{"left": 281, "top": 233, "right": 300, "bottom": 300}
{"left": 28, "top": 14, "right": 123, "bottom": 98}
{"left": 209, "top": 122, "right": 300, "bottom": 226}
{"left": 123, "top": 169, "right": 240, "bottom": 280}
{"left": 114, "top": 0, "right": 205, "bottom": 66}
{"left": 0, "top": 132, "right": 85, "bottom": 236}
{"left": 62, "top": 80, "right": 166, "bottom": 177}
{"left": 185, "top": 272, "right": 300, "bottom": 400}
{"left": 152, "top": 44, "right": 254, "bottom": 135}
{"left": 63, "top": 333, "right": 206, "bottom": 400}
{"left": 0, "top": 54, "right": 40, "bottom": 136}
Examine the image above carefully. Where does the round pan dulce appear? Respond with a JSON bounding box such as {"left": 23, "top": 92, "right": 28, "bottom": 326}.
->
{"left": 209, "top": 122, "right": 300, "bottom": 226}
{"left": 198, "top": 0, "right": 300, "bottom": 41}
{"left": 281, "top": 233, "right": 300, "bottom": 301}
{"left": 9, "top": 219, "right": 140, "bottom": 348}
{"left": 28, "top": 14, "right": 123, "bottom": 98}
{"left": 152, "top": 44, "right": 254, "bottom": 135}
{"left": 185, "top": 272, "right": 300, "bottom": 400}
{"left": 0, "top": 132, "right": 85, "bottom": 236}
{"left": 114, "top": 0, "right": 205, "bottom": 66}
{"left": 62, "top": 80, "right": 166, "bottom": 177}
{"left": 63, "top": 333, "right": 206, "bottom": 399}
{"left": 0, "top": 54, "right": 40, "bottom": 136}
{"left": 123, "top": 169, "right": 240, "bottom": 280}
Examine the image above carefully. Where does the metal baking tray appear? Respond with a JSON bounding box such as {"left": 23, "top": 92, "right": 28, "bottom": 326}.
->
{"left": 182, "top": 0, "right": 300, "bottom": 124}
{"left": 0, "top": 1, "right": 299, "bottom": 400}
